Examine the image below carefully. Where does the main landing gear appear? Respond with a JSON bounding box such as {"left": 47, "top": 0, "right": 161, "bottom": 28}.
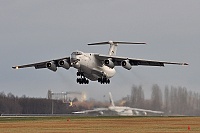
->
{"left": 76, "top": 71, "right": 89, "bottom": 84}
{"left": 98, "top": 77, "right": 110, "bottom": 84}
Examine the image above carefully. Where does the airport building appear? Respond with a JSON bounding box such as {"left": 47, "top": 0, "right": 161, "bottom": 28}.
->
{"left": 47, "top": 90, "right": 86, "bottom": 103}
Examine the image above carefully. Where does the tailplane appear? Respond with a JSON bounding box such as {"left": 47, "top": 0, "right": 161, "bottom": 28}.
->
{"left": 88, "top": 41, "right": 146, "bottom": 56}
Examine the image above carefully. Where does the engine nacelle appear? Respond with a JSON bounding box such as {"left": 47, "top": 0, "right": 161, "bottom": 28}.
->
{"left": 98, "top": 111, "right": 104, "bottom": 115}
{"left": 121, "top": 60, "right": 132, "bottom": 70}
{"left": 104, "top": 59, "right": 114, "bottom": 69}
{"left": 133, "top": 110, "right": 140, "bottom": 116}
{"left": 46, "top": 61, "right": 57, "bottom": 72}
{"left": 142, "top": 111, "right": 147, "bottom": 116}
{"left": 58, "top": 60, "right": 70, "bottom": 70}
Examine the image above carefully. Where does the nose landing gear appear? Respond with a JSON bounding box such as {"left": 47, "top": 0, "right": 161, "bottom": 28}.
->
{"left": 76, "top": 72, "right": 89, "bottom": 84}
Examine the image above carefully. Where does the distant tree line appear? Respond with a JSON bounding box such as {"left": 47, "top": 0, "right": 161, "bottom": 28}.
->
{"left": 0, "top": 92, "right": 107, "bottom": 115}
{"left": 0, "top": 92, "right": 77, "bottom": 114}
{"left": 126, "top": 84, "right": 200, "bottom": 116}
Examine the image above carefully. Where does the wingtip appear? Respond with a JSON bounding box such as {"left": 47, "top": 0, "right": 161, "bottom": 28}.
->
{"left": 183, "top": 63, "right": 189, "bottom": 66}
{"left": 12, "top": 66, "right": 19, "bottom": 69}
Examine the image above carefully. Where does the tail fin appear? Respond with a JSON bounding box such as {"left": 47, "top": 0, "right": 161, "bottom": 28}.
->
{"left": 109, "top": 92, "right": 115, "bottom": 106}
{"left": 88, "top": 41, "right": 146, "bottom": 56}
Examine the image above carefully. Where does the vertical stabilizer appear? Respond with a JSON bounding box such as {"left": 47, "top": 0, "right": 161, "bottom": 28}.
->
{"left": 108, "top": 41, "right": 118, "bottom": 56}
{"left": 109, "top": 92, "right": 115, "bottom": 107}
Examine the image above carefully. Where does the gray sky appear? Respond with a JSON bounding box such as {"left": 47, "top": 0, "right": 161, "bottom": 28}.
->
{"left": 0, "top": 0, "right": 199, "bottom": 101}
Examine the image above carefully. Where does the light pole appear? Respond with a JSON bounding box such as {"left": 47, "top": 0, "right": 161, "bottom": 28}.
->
{"left": 51, "top": 99, "right": 54, "bottom": 114}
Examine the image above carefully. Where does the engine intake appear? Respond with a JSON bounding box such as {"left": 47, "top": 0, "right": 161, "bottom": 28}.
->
{"left": 121, "top": 60, "right": 132, "bottom": 70}
{"left": 104, "top": 59, "right": 114, "bottom": 69}
{"left": 58, "top": 60, "right": 70, "bottom": 70}
{"left": 46, "top": 61, "right": 57, "bottom": 72}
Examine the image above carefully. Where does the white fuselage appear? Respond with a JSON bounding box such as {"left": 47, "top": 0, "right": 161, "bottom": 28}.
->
{"left": 108, "top": 106, "right": 134, "bottom": 116}
{"left": 71, "top": 51, "right": 116, "bottom": 81}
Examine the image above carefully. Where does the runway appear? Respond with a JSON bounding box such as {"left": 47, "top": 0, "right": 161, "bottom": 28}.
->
{"left": 0, "top": 116, "right": 200, "bottom": 133}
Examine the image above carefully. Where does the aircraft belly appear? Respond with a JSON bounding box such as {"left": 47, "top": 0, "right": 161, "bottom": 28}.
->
{"left": 118, "top": 110, "right": 133, "bottom": 116}
{"left": 79, "top": 54, "right": 116, "bottom": 81}
{"left": 79, "top": 65, "right": 94, "bottom": 80}
{"left": 85, "top": 66, "right": 116, "bottom": 80}
{"left": 79, "top": 57, "right": 98, "bottom": 81}
{"left": 100, "top": 65, "right": 116, "bottom": 78}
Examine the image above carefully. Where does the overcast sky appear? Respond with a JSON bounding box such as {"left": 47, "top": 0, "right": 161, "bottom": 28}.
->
{"left": 0, "top": 0, "right": 199, "bottom": 101}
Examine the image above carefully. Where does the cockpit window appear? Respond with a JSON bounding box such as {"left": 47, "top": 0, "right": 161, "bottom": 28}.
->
{"left": 71, "top": 51, "right": 83, "bottom": 55}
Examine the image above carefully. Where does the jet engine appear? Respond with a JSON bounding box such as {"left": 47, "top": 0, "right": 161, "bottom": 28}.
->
{"left": 133, "top": 110, "right": 140, "bottom": 116}
{"left": 46, "top": 61, "right": 57, "bottom": 72}
{"left": 142, "top": 111, "right": 147, "bottom": 116}
{"left": 104, "top": 59, "right": 114, "bottom": 68}
{"left": 121, "top": 60, "right": 132, "bottom": 70}
{"left": 58, "top": 59, "right": 70, "bottom": 70}
{"left": 98, "top": 111, "right": 104, "bottom": 115}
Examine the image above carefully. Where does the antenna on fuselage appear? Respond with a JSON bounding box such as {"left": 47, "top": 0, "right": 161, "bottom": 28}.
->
{"left": 88, "top": 41, "right": 146, "bottom": 56}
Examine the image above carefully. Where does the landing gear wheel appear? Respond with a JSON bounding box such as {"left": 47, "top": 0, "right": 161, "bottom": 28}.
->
{"left": 76, "top": 71, "right": 89, "bottom": 84}
{"left": 107, "top": 79, "right": 110, "bottom": 84}
{"left": 98, "top": 77, "right": 110, "bottom": 84}
{"left": 77, "top": 72, "right": 81, "bottom": 76}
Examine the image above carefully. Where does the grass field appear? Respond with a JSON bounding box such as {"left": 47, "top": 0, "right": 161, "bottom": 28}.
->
{"left": 0, "top": 116, "right": 200, "bottom": 133}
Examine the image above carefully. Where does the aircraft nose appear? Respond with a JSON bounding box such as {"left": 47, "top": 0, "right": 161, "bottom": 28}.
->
{"left": 71, "top": 54, "right": 77, "bottom": 61}
{"left": 71, "top": 54, "right": 80, "bottom": 64}
{"left": 71, "top": 57, "right": 77, "bottom": 63}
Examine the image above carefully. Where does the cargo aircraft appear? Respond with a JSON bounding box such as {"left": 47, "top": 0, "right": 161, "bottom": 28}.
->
{"left": 73, "top": 92, "right": 164, "bottom": 116}
{"left": 12, "top": 41, "right": 188, "bottom": 84}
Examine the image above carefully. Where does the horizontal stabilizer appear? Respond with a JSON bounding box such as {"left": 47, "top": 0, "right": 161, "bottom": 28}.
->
{"left": 88, "top": 41, "right": 146, "bottom": 55}
{"left": 88, "top": 41, "right": 146, "bottom": 45}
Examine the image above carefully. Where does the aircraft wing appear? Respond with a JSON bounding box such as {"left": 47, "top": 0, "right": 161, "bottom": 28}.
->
{"left": 95, "top": 54, "right": 188, "bottom": 67}
{"left": 130, "top": 108, "right": 164, "bottom": 114}
{"left": 12, "top": 57, "right": 70, "bottom": 70}
{"left": 72, "top": 108, "right": 108, "bottom": 114}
